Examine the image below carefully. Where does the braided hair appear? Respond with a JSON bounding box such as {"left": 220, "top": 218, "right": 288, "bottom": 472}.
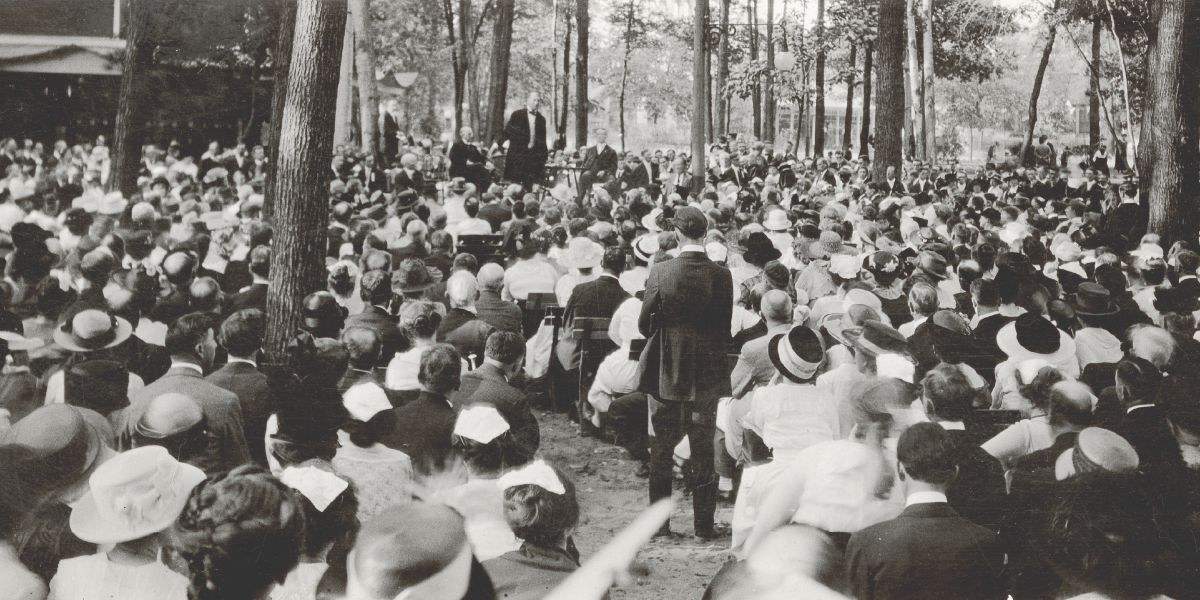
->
{"left": 171, "top": 465, "right": 306, "bottom": 600}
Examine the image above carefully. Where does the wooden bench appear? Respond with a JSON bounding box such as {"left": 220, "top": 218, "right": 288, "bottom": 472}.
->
{"left": 574, "top": 316, "right": 613, "bottom": 427}
{"left": 456, "top": 233, "right": 505, "bottom": 266}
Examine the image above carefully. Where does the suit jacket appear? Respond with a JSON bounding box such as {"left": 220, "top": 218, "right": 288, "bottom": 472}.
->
{"left": 637, "top": 251, "right": 734, "bottom": 404}
{"left": 730, "top": 323, "right": 789, "bottom": 399}
{"left": 846, "top": 502, "right": 1006, "bottom": 600}
{"left": 437, "top": 307, "right": 495, "bottom": 365}
{"left": 580, "top": 144, "right": 619, "bottom": 178}
{"left": 1116, "top": 405, "right": 1186, "bottom": 475}
{"left": 613, "top": 164, "right": 651, "bottom": 192}
{"left": 381, "top": 390, "right": 457, "bottom": 471}
{"left": 719, "top": 167, "right": 748, "bottom": 188}
{"left": 880, "top": 178, "right": 907, "bottom": 195}
{"left": 503, "top": 108, "right": 548, "bottom": 155}
{"left": 345, "top": 305, "right": 406, "bottom": 361}
{"left": 119, "top": 365, "right": 251, "bottom": 473}
{"left": 454, "top": 362, "right": 540, "bottom": 463}
{"left": 225, "top": 282, "right": 267, "bottom": 316}
{"left": 448, "top": 141, "right": 487, "bottom": 179}
{"left": 476, "top": 290, "right": 523, "bottom": 335}
{"left": 206, "top": 361, "right": 271, "bottom": 467}
{"left": 391, "top": 168, "right": 425, "bottom": 193}
{"left": 946, "top": 428, "right": 1008, "bottom": 531}
{"left": 557, "top": 275, "right": 629, "bottom": 370}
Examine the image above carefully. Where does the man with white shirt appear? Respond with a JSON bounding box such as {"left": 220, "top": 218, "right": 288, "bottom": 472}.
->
{"left": 846, "top": 423, "right": 1006, "bottom": 600}
{"left": 501, "top": 92, "right": 548, "bottom": 188}
{"left": 577, "top": 128, "right": 619, "bottom": 198}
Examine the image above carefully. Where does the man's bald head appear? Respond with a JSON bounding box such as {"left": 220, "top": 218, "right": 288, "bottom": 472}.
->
{"left": 446, "top": 272, "right": 478, "bottom": 308}
{"left": 1048, "top": 380, "right": 1094, "bottom": 429}
{"left": 162, "top": 251, "right": 196, "bottom": 286}
{"left": 1129, "top": 325, "right": 1175, "bottom": 370}
{"left": 760, "top": 289, "right": 793, "bottom": 326}
{"left": 476, "top": 262, "right": 505, "bottom": 293}
{"left": 188, "top": 276, "right": 223, "bottom": 313}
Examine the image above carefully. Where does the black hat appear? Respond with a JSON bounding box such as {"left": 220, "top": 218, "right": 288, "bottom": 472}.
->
{"left": 1071, "top": 282, "right": 1118, "bottom": 317}
{"left": 742, "top": 231, "right": 782, "bottom": 266}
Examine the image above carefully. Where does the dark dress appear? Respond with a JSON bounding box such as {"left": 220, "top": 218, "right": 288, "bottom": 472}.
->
{"left": 482, "top": 542, "right": 580, "bottom": 600}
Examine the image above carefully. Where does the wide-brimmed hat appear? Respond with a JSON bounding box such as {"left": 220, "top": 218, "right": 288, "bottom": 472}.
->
{"left": 135, "top": 393, "right": 204, "bottom": 440}
{"left": 1054, "top": 427, "right": 1139, "bottom": 481}
{"left": 54, "top": 309, "right": 133, "bottom": 353}
{"left": 448, "top": 177, "right": 469, "bottom": 194}
{"left": 742, "top": 231, "right": 781, "bottom": 266}
{"left": 632, "top": 234, "right": 659, "bottom": 263}
{"left": 69, "top": 445, "right": 205, "bottom": 545}
{"left": 560, "top": 237, "right": 603, "bottom": 270}
{"left": 763, "top": 209, "right": 791, "bottom": 232}
{"left": 1052, "top": 240, "right": 1083, "bottom": 263}
{"left": 391, "top": 258, "right": 443, "bottom": 293}
{"left": 805, "top": 231, "right": 849, "bottom": 260}
{"left": 916, "top": 251, "right": 949, "bottom": 280}
{"left": 2, "top": 404, "right": 106, "bottom": 496}
{"left": 768, "top": 325, "right": 826, "bottom": 383}
{"left": 829, "top": 254, "right": 861, "bottom": 279}
{"left": 97, "top": 191, "right": 127, "bottom": 216}
{"left": 65, "top": 360, "right": 129, "bottom": 416}
{"left": 1071, "top": 282, "right": 1118, "bottom": 317}
{"left": 393, "top": 189, "right": 419, "bottom": 209}
{"left": 821, "top": 303, "right": 883, "bottom": 346}
{"left": 640, "top": 207, "right": 663, "bottom": 232}
{"left": 844, "top": 320, "right": 908, "bottom": 357}
{"left": 996, "top": 313, "right": 1077, "bottom": 366}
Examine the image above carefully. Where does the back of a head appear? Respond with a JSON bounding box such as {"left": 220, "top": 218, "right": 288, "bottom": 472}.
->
{"left": 920, "top": 362, "right": 974, "bottom": 423}
{"left": 502, "top": 464, "right": 579, "bottom": 547}
{"left": 1129, "top": 325, "right": 1175, "bottom": 370}
{"left": 342, "top": 326, "right": 382, "bottom": 369}
{"left": 445, "top": 271, "right": 478, "bottom": 308}
{"left": 760, "top": 289, "right": 793, "bottom": 323}
{"left": 1047, "top": 380, "right": 1095, "bottom": 429}
{"left": 162, "top": 251, "right": 196, "bottom": 286}
{"left": 476, "top": 262, "right": 505, "bottom": 293}
{"left": 167, "top": 312, "right": 214, "bottom": 357}
{"left": 1115, "top": 355, "right": 1162, "bottom": 404}
{"left": 601, "top": 246, "right": 626, "bottom": 274}
{"left": 907, "top": 282, "right": 938, "bottom": 317}
{"left": 451, "top": 252, "right": 478, "bottom": 275}
{"left": 418, "top": 343, "right": 462, "bottom": 395}
{"left": 188, "top": 276, "right": 223, "bottom": 313}
{"left": 219, "top": 309, "right": 265, "bottom": 359}
{"left": 897, "top": 421, "right": 958, "bottom": 486}
{"left": 485, "top": 330, "right": 525, "bottom": 365}
{"left": 352, "top": 502, "right": 469, "bottom": 599}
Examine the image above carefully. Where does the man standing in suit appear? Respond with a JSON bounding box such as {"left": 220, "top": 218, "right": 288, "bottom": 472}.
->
{"left": 206, "top": 309, "right": 271, "bottom": 467}
{"left": 119, "top": 312, "right": 250, "bottom": 473}
{"left": 382, "top": 343, "right": 463, "bottom": 473}
{"left": 880, "top": 165, "right": 906, "bottom": 195}
{"left": 846, "top": 423, "right": 1006, "bottom": 600}
{"left": 344, "top": 270, "right": 406, "bottom": 360}
{"left": 720, "top": 154, "right": 749, "bottom": 189}
{"left": 225, "top": 246, "right": 269, "bottom": 316}
{"left": 454, "top": 331, "right": 540, "bottom": 463}
{"left": 382, "top": 99, "right": 402, "bottom": 163}
{"left": 576, "top": 127, "right": 619, "bottom": 199}
{"left": 638, "top": 206, "right": 733, "bottom": 539}
{"left": 502, "top": 92, "right": 548, "bottom": 188}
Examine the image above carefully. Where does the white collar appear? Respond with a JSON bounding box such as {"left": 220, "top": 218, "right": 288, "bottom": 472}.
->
{"left": 680, "top": 244, "right": 705, "bottom": 254}
{"left": 228, "top": 356, "right": 257, "bottom": 368}
{"left": 905, "top": 490, "right": 948, "bottom": 507}
{"left": 1127, "top": 403, "right": 1155, "bottom": 413}
{"left": 170, "top": 361, "right": 204, "bottom": 375}
{"left": 938, "top": 420, "right": 966, "bottom": 431}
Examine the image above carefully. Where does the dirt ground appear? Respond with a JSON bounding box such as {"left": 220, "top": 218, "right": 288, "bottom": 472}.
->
{"left": 537, "top": 408, "right": 734, "bottom": 600}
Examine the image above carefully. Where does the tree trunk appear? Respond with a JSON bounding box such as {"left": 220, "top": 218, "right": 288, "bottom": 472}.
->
{"left": 1136, "top": 0, "right": 1163, "bottom": 181}
{"left": 706, "top": 28, "right": 715, "bottom": 144}
{"left": 484, "top": 0, "right": 516, "bottom": 146}
{"left": 350, "top": 0, "right": 380, "bottom": 157}
{"left": 444, "top": 0, "right": 465, "bottom": 135}
{"left": 574, "top": 0, "right": 589, "bottom": 147}
{"left": 813, "top": 0, "right": 827, "bottom": 155}
{"left": 618, "top": 1, "right": 632, "bottom": 152}
{"left": 842, "top": 44, "right": 857, "bottom": 153}
{"left": 459, "top": 0, "right": 478, "bottom": 133}
{"left": 691, "top": 0, "right": 707, "bottom": 193}
{"left": 1104, "top": 0, "right": 1137, "bottom": 173}
{"left": 749, "top": 0, "right": 761, "bottom": 139}
{"left": 1020, "top": 2, "right": 1059, "bottom": 167}
{"left": 874, "top": 0, "right": 906, "bottom": 182}
{"left": 921, "top": 0, "right": 935, "bottom": 159}
{"left": 859, "top": 40, "right": 873, "bottom": 158}
{"left": 110, "top": 0, "right": 153, "bottom": 196}
{"left": 764, "top": 0, "right": 776, "bottom": 144}
{"left": 905, "top": 0, "right": 924, "bottom": 160}
{"left": 1089, "top": 9, "right": 1102, "bottom": 147}
{"left": 558, "top": 9, "right": 572, "bottom": 147}
{"left": 1146, "top": 0, "right": 1190, "bottom": 243}
{"left": 715, "top": 0, "right": 732, "bottom": 138}
{"left": 264, "top": 0, "right": 348, "bottom": 362}
{"left": 334, "top": 17, "right": 354, "bottom": 145}
{"left": 264, "top": 0, "right": 298, "bottom": 219}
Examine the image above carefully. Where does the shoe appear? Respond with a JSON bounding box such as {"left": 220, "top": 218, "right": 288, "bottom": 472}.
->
{"left": 653, "top": 524, "right": 679, "bottom": 539}
{"left": 694, "top": 523, "right": 731, "bottom": 541}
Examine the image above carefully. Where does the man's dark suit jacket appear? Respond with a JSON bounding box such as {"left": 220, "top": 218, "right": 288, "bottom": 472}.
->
{"left": 391, "top": 168, "right": 425, "bottom": 193}
{"left": 556, "top": 275, "right": 629, "bottom": 370}
{"left": 846, "top": 502, "right": 1006, "bottom": 600}
{"left": 580, "top": 144, "right": 618, "bottom": 180}
{"left": 476, "top": 290, "right": 523, "bottom": 335}
{"left": 946, "top": 428, "right": 1007, "bottom": 531}
{"left": 503, "top": 108, "right": 548, "bottom": 185}
{"left": 1116, "top": 405, "right": 1186, "bottom": 476}
{"left": 437, "top": 307, "right": 494, "bottom": 365}
{"left": 206, "top": 360, "right": 272, "bottom": 467}
{"left": 149, "top": 287, "right": 191, "bottom": 325}
{"left": 637, "top": 250, "right": 733, "bottom": 404}
{"left": 879, "top": 178, "right": 907, "bottom": 195}
{"left": 344, "top": 305, "right": 406, "bottom": 361}
{"left": 381, "top": 390, "right": 456, "bottom": 472}
{"left": 225, "top": 282, "right": 267, "bottom": 316}
{"left": 608, "top": 164, "right": 650, "bottom": 195}
{"left": 719, "top": 167, "right": 748, "bottom": 188}
{"left": 454, "top": 362, "right": 540, "bottom": 464}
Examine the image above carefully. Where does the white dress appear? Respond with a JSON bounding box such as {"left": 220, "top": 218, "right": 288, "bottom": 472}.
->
{"left": 48, "top": 554, "right": 187, "bottom": 600}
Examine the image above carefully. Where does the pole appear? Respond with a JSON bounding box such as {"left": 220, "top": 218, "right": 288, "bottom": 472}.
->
{"left": 691, "top": 0, "right": 707, "bottom": 194}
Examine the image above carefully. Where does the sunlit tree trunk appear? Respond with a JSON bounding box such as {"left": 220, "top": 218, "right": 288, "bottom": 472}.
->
{"left": 1146, "top": 0, "right": 1192, "bottom": 243}
{"left": 484, "top": 0, "right": 515, "bottom": 145}
{"left": 350, "top": 0, "right": 379, "bottom": 157}
{"left": 575, "top": 0, "right": 589, "bottom": 147}
{"left": 1088, "top": 8, "right": 1102, "bottom": 147}
{"left": 1020, "top": 0, "right": 1059, "bottom": 167}
{"left": 859, "top": 40, "right": 873, "bottom": 158}
{"left": 905, "top": 0, "right": 924, "bottom": 160}
{"left": 874, "top": 0, "right": 905, "bottom": 182}
{"left": 842, "top": 44, "right": 857, "bottom": 153}
{"left": 715, "top": 0, "right": 732, "bottom": 138}
{"left": 111, "top": 0, "right": 152, "bottom": 196}
{"left": 764, "top": 0, "right": 776, "bottom": 144}
{"left": 813, "top": 0, "right": 826, "bottom": 155}
{"left": 921, "top": 0, "right": 935, "bottom": 159}
{"left": 749, "top": 0, "right": 761, "bottom": 139}
{"left": 263, "top": 0, "right": 297, "bottom": 219}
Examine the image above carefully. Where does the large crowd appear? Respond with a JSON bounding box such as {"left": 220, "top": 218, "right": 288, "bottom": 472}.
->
{"left": 0, "top": 123, "right": 1197, "bottom": 600}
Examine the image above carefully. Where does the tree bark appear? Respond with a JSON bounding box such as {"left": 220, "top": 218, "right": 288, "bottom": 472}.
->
{"left": 764, "top": 0, "right": 776, "bottom": 144}
{"left": 111, "top": 0, "right": 153, "bottom": 196}
{"left": 921, "top": 0, "right": 935, "bottom": 160}
{"left": 692, "top": 0, "right": 707, "bottom": 193}
{"left": 334, "top": 17, "right": 354, "bottom": 145}
{"left": 350, "top": 0, "right": 380, "bottom": 157}
{"left": 1089, "top": 8, "right": 1102, "bottom": 147}
{"left": 574, "top": 0, "right": 589, "bottom": 147}
{"left": 715, "top": 0, "right": 732, "bottom": 138}
{"left": 558, "top": 8, "right": 572, "bottom": 147}
{"left": 905, "top": 0, "right": 924, "bottom": 160}
{"left": 813, "top": 0, "right": 827, "bottom": 155}
{"left": 484, "top": 0, "right": 515, "bottom": 146}
{"left": 1104, "top": 0, "right": 1137, "bottom": 173}
{"left": 859, "top": 40, "right": 873, "bottom": 159}
{"left": 618, "top": 0, "right": 633, "bottom": 151}
{"left": 443, "top": 0, "right": 465, "bottom": 135}
{"left": 1136, "top": 0, "right": 1163, "bottom": 180}
{"left": 874, "top": 0, "right": 906, "bottom": 182}
{"left": 749, "top": 0, "right": 761, "bottom": 139}
{"left": 264, "top": 0, "right": 298, "bottom": 219}
{"left": 1020, "top": 1, "right": 1059, "bottom": 167}
{"left": 842, "top": 44, "right": 857, "bottom": 153}
{"left": 264, "top": 0, "right": 348, "bottom": 362}
{"left": 1146, "top": 0, "right": 1190, "bottom": 243}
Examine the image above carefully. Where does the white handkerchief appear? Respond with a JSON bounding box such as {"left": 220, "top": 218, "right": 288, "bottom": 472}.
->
{"left": 280, "top": 465, "right": 349, "bottom": 512}
{"left": 497, "top": 460, "right": 565, "bottom": 495}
